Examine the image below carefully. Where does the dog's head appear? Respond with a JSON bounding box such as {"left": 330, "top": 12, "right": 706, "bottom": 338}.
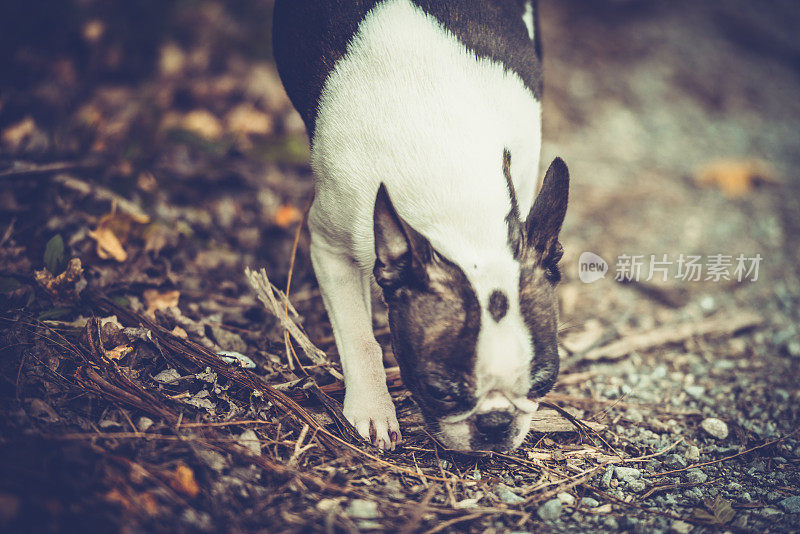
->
{"left": 373, "top": 157, "right": 569, "bottom": 452}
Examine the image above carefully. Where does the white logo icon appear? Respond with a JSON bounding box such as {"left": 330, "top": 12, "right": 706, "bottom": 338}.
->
{"left": 578, "top": 252, "right": 608, "bottom": 283}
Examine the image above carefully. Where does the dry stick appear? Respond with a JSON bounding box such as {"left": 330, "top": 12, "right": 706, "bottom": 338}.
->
{"left": 31, "top": 320, "right": 361, "bottom": 498}
{"left": 245, "top": 267, "right": 343, "bottom": 380}
{"left": 0, "top": 160, "right": 94, "bottom": 178}
{"left": 523, "top": 465, "right": 604, "bottom": 505}
{"left": 178, "top": 419, "right": 280, "bottom": 428}
{"left": 283, "top": 193, "right": 315, "bottom": 374}
{"left": 52, "top": 173, "right": 149, "bottom": 221}
{"left": 92, "top": 294, "right": 466, "bottom": 484}
{"left": 577, "top": 310, "right": 763, "bottom": 363}
{"left": 421, "top": 512, "right": 485, "bottom": 534}
{"left": 434, "top": 447, "right": 457, "bottom": 507}
{"left": 646, "top": 427, "right": 800, "bottom": 478}
{"left": 397, "top": 485, "right": 437, "bottom": 534}
{"left": 581, "top": 485, "right": 698, "bottom": 524}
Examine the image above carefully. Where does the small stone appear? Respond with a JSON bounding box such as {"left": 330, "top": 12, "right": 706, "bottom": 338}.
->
{"left": 537, "top": 499, "right": 562, "bottom": 521}
{"left": 700, "top": 418, "right": 729, "bottom": 439}
{"left": 780, "top": 495, "right": 800, "bottom": 513}
{"left": 137, "top": 416, "right": 154, "bottom": 432}
{"left": 685, "top": 446, "right": 701, "bottom": 462}
{"left": 760, "top": 507, "right": 782, "bottom": 518}
{"left": 495, "top": 484, "right": 525, "bottom": 505}
{"left": 602, "top": 465, "right": 614, "bottom": 488}
{"left": 580, "top": 497, "right": 600, "bottom": 508}
{"left": 556, "top": 492, "right": 575, "bottom": 506}
{"left": 699, "top": 295, "right": 716, "bottom": 313}
{"left": 628, "top": 480, "right": 647, "bottom": 493}
{"left": 684, "top": 385, "right": 705, "bottom": 399}
{"left": 670, "top": 520, "right": 693, "bottom": 534}
{"left": 194, "top": 448, "right": 227, "bottom": 472}
{"left": 626, "top": 408, "right": 644, "bottom": 423}
{"left": 317, "top": 498, "right": 341, "bottom": 512}
{"left": 209, "top": 325, "right": 248, "bottom": 353}
{"left": 345, "top": 499, "right": 380, "bottom": 519}
{"left": 685, "top": 469, "right": 708, "bottom": 484}
{"left": 665, "top": 454, "right": 688, "bottom": 469}
{"left": 603, "top": 517, "right": 619, "bottom": 529}
{"left": 238, "top": 429, "right": 261, "bottom": 456}
{"left": 614, "top": 466, "right": 642, "bottom": 483}
{"left": 153, "top": 368, "right": 181, "bottom": 383}
{"left": 217, "top": 350, "right": 256, "bottom": 369}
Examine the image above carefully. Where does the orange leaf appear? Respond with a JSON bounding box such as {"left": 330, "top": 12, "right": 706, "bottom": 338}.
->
{"left": 274, "top": 205, "right": 302, "bottom": 228}
{"left": 105, "top": 344, "right": 133, "bottom": 361}
{"left": 89, "top": 210, "right": 150, "bottom": 262}
{"left": 143, "top": 289, "right": 180, "bottom": 318}
{"left": 171, "top": 326, "right": 188, "bottom": 339}
{"left": 696, "top": 159, "right": 778, "bottom": 198}
{"left": 170, "top": 464, "right": 200, "bottom": 498}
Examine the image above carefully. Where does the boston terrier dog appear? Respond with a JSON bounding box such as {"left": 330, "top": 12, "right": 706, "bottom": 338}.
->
{"left": 272, "top": 0, "right": 569, "bottom": 452}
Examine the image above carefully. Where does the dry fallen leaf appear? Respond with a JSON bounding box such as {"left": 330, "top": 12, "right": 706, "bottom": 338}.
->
{"left": 89, "top": 225, "right": 127, "bottom": 262}
{"left": 696, "top": 159, "right": 779, "bottom": 197}
{"left": 181, "top": 109, "right": 223, "bottom": 140}
{"left": 2, "top": 117, "right": 41, "bottom": 151}
{"left": 226, "top": 104, "right": 274, "bottom": 137}
{"left": 273, "top": 204, "right": 302, "bottom": 228}
{"left": 170, "top": 463, "right": 200, "bottom": 498}
{"left": 89, "top": 210, "right": 150, "bottom": 262}
{"left": 171, "top": 326, "right": 188, "bottom": 339}
{"left": 143, "top": 289, "right": 180, "bottom": 318}
{"left": 105, "top": 344, "right": 133, "bottom": 361}
{"left": 159, "top": 42, "right": 186, "bottom": 77}
{"left": 34, "top": 257, "right": 84, "bottom": 299}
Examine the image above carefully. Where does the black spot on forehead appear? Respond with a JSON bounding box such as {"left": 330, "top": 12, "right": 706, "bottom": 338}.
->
{"left": 488, "top": 290, "right": 508, "bottom": 322}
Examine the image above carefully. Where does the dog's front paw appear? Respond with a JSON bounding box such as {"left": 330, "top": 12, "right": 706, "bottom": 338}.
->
{"left": 343, "top": 388, "right": 401, "bottom": 451}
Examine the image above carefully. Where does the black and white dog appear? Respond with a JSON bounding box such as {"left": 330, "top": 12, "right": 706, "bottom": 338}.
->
{"left": 273, "top": 0, "right": 568, "bottom": 452}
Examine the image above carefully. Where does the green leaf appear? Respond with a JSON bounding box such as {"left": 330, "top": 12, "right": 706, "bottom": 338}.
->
{"left": 44, "top": 234, "right": 65, "bottom": 274}
{"left": 38, "top": 307, "right": 73, "bottom": 320}
{"left": 111, "top": 296, "right": 130, "bottom": 308}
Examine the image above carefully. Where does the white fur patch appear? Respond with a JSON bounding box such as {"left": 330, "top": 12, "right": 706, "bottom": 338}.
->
{"left": 309, "top": 0, "right": 543, "bottom": 447}
{"left": 522, "top": 1, "right": 535, "bottom": 41}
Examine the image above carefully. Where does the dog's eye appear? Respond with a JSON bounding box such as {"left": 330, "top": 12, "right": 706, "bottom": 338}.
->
{"left": 544, "top": 242, "right": 563, "bottom": 283}
{"left": 545, "top": 263, "right": 561, "bottom": 284}
{"left": 424, "top": 381, "right": 454, "bottom": 403}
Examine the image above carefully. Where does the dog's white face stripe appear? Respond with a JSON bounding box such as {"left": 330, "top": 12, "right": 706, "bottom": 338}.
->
{"left": 522, "top": 0, "right": 535, "bottom": 41}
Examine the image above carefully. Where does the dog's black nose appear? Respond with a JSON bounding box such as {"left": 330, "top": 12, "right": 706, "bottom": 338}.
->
{"left": 475, "top": 411, "right": 513, "bottom": 440}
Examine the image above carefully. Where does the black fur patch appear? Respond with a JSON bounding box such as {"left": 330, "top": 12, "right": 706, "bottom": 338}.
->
{"left": 386, "top": 255, "right": 482, "bottom": 421}
{"left": 411, "top": 0, "right": 543, "bottom": 99}
{"left": 272, "top": 0, "right": 380, "bottom": 137}
{"left": 518, "top": 262, "right": 559, "bottom": 398}
{"left": 488, "top": 290, "right": 508, "bottom": 322}
{"left": 503, "top": 148, "right": 525, "bottom": 258}
{"left": 272, "top": 0, "right": 542, "bottom": 137}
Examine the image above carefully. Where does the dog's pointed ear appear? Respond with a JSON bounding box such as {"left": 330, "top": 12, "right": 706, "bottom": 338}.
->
{"left": 525, "top": 157, "right": 569, "bottom": 255}
{"left": 373, "top": 184, "right": 432, "bottom": 289}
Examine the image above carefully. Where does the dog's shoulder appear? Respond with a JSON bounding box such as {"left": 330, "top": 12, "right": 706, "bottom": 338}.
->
{"left": 273, "top": 0, "right": 541, "bottom": 137}
{"left": 410, "top": 1, "right": 542, "bottom": 98}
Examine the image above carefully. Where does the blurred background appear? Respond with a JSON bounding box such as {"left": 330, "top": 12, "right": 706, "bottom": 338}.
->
{"left": 1, "top": 0, "right": 799, "bottom": 532}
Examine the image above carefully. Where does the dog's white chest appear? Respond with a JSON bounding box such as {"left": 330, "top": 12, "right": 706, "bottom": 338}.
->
{"left": 309, "top": 0, "right": 543, "bottom": 273}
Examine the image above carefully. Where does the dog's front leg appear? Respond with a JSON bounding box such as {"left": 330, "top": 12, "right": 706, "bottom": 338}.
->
{"left": 310, "top": 236, "right": 400, "bottom": 450}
